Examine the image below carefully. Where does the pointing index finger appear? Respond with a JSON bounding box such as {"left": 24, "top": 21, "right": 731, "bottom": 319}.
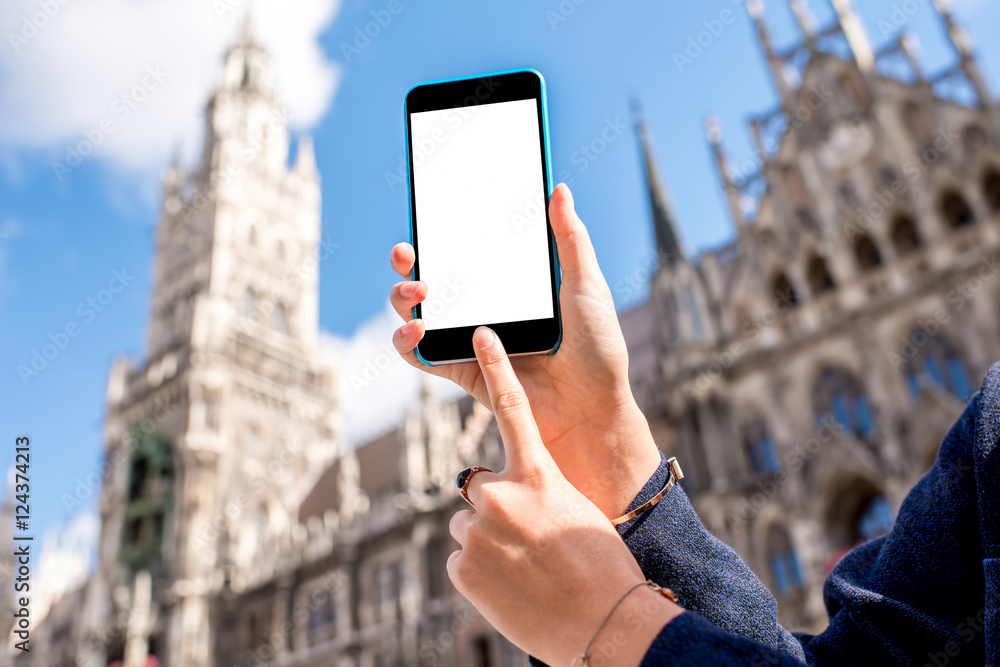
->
{"left": 472, "top": 327, "right": 551, "bottom": 474}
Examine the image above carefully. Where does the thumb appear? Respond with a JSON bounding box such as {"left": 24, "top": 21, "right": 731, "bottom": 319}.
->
{"left": 549, "top": 183, "right": 601, "bottom": 282}
{"left": 472, "top": 327, "right": 555, "bottom": 475}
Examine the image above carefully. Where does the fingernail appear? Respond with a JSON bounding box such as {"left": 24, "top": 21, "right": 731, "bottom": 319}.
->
{"left": 474, "top": 327, "right": 495, "bottom": 350}
{"left": 406, "top": 319, "right": 422, "bottom": 336}
{"left": 401, "top": 282, "right": 417, "bottom": 298}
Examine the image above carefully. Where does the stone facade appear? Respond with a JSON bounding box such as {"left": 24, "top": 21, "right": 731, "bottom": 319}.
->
{"left": 632, "top": 0, "right": 1000, "bottom": 633}
{"left": 14, "top": 0, "right": 1000, "bottom": 664}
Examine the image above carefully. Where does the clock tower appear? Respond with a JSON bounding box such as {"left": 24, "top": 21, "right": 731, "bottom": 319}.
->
{"left": 78, "top": 10, "right": 341, "bottom": 666}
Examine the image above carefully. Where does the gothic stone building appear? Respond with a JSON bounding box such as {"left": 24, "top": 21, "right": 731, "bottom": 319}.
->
{"left": 17, "top": 0, "right": 1000, "bottom": 665}
{"left": 629, "top": 0, "right": 1000, "bottom": 632}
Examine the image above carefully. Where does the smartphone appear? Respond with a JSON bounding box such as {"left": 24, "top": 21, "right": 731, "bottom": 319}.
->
{"left": 404, "top": 69, "right": 562, "bottom": 366}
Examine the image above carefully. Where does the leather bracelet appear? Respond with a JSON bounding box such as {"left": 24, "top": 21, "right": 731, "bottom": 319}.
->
{"left": 610, "top": 457, "right": 683, "bottom": 526}
{"left": 574, "top": 579, "right": 679, "bottom": 667}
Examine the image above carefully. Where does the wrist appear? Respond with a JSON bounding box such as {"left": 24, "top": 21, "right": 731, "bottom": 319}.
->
{"left": 569, "top": 584, "right": 683, "bottom": 667}
{"left": 580, "top": 398, "right": 662, "bottom": 518}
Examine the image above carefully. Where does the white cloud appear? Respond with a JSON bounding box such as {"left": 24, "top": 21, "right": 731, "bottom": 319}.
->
{"left": 322, "top": 303, "right": 465, "bottom": 446}
{"left": 0, "top": 0, "right": 342, "bottom": 174}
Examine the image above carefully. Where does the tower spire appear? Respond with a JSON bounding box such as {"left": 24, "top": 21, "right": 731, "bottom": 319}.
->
{"left": 633, "top": 102, "right": 684, "bottom": 267}
{"left": 790, "top": 0, "right": 817, "bottom": 45}
{"left": 933, "top": 0, "right": 995, "bottom": 112}
{"left": 241, "top": 0, "right": 261, "bottom": 46}
{"left": 747, "top": 1, "right": 795, "bottom": 108}
{"left": 830, "top": 0, "right": 874, "bottom": 73}
{"left": 295, "top": 135, "right": 317, "bottom": 177}
{"left": 705, "top": 117, "right": 747, "bottom": 229}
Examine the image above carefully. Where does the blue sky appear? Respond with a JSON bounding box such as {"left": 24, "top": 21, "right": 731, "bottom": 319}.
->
{"left": 1, "top": 0, "right": 998, "bottom": 572}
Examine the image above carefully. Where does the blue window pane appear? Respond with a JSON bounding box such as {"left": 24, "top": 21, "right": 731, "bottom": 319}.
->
{"left": 747, "top": 443, "right": 762, "bottom": 475}
{"left": 771, "top": 556, "right": 790, "bottom": 593}
{"left": 948, "top": 357, "right": 973, "bottom": 398}
{"left": 926, "top": 357, "right": 943, "bottom": 388}
{"left": 859, "top": 496, "right": 894, "bottom": 541}
{"left": 906, "top": 373, "right": 921, "bottom": 402}
{"left": 789, "top": 553, "right": 804, "bottom": 587}
{"left": 309, "top": 606, "right": 323, "bottom": 632}
{"left": 761, "top": 438, "right": 780, "bottom": 473}
{"left": 832, "top": 393, "right": 849, "bottom": 429}
{"left": 855, "top": 398, "right": 876, "bottom": 437}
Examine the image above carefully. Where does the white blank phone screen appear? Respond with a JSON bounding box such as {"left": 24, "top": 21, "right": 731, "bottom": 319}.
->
{"left": 410, "top": 98, "right": 553, "bottom": 331}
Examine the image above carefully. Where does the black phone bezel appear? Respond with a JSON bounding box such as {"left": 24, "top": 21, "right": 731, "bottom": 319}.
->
{"left": 405, "top": 70, "right": 561, "bottom": 365}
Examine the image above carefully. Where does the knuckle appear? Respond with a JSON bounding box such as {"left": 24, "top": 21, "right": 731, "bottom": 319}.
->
{"left": 493, "top": 389, "right": 529, "bottom": 416}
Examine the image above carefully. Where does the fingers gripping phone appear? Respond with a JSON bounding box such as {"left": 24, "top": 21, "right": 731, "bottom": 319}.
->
{"left": 404, "top": 69, "right": 562, "bottom": 366}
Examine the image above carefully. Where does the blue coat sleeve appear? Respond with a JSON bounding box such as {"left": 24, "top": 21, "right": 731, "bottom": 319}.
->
{"left": 532, "top": 361, "right": 1000, "bottom": 666}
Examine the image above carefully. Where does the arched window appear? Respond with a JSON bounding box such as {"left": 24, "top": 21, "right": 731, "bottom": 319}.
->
{"left": 248, "top": 225, "right": 258, "bottom": 247}
{"left": 307, "top": 586, "right": 338, "bottom": 645}
{"left": 275, "top": 241, "right": 286, "bottom": 262}
{"left": 806, "top": 255, "right": 835, "bottom": 295}
{"left": 812, "top": 367, "right": 877, "bottom": 441}
{"left": 890, "top": 215, "right": 922, "bottom": 256}
{"left": 858, "top": 495, "right": 894, "bottom": 542}
{"left": 122, "top": 429, "right": 174, "bottom": 572}
{"left": 772, "top": 272, "right": 799, "bottom": 308}
{"left": 826, "top": 479, "right": 894, "bottom": 550}
{"left": 243, "top": 426, "right": 258, "bottom": 457}
{"left": 767, "top": 525, "right": 804, "bottom": 595}
{"left": 271, "top": 302, "right": 289, "bottom": 335}
{"left": 242, "top": 288, "right": 256, "bottom": 319}
{"left": 852, "top": 234, "right": 882, "bottom": 271}
{"left": 902, "top": 333, "right": 973, "bottom": 402}
{"left": 940, "top": 191, "right": 975, "bottom": 229}
{"left": 742, "top": 418, "right": 779, "bottom": 476}
{"left": 982, "top": 169, "right": 1000, "bottom": 213}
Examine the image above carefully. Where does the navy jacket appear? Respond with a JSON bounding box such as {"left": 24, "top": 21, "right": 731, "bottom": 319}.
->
{"left": 531, "top": 362, "right": 1000, "bottom": 666}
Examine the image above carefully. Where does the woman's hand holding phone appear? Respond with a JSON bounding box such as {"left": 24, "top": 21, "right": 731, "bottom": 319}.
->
{"left": 446, "top": 326, "right": 681, "bottom": 666}
{"left": 389, "top": 183, "right": 662, "bottom": 519}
